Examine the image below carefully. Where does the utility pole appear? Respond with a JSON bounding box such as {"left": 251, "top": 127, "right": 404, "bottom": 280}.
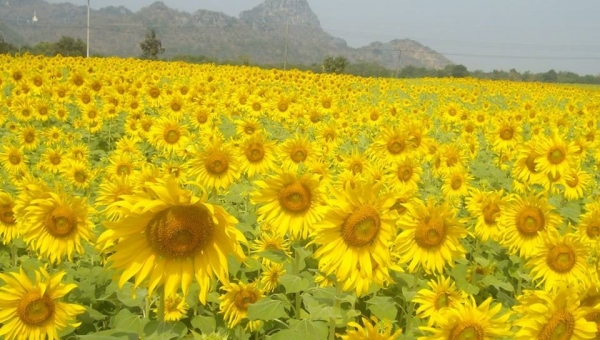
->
{"left": 283, "top": 22, "right": 289, "bottom": 70}
{"left": 86, "top": 0, "right": 90, "bottom": 57}
{"left": 395, "top": 50, "right": 402, "bottom": 78}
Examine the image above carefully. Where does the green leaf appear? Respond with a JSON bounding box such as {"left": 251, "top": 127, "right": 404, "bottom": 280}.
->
{"left": 259, "top": 249, "right": 289, "bottom": 263}
{"left": 191, "top": 315, "right": 216, "bottom": 335}
{"left": 113, "top": 309, "right": 148, "bottom": 335}
{"left": 116, "top": 282, "right": 147, "bottom": 308}
{"left": 279, "top": 274, "right": 310, "bottom": 293}
{"left": 290, "top": 319, "right": 328, "bottom": 340}
{"left": 143, "top": 321, "right": 187, "bottom": 340}
{"left": 78, "top": 330, "right": 138, "bottom": 340}
{"left": 247, "top": 298, "right": 288, "bottom": 321}
{"left": 269, "top": 329, "right": 302, "bottom": 340}
{"left": 482, "top": 275, "right": 514, "bottom": 292}
{"left": 366, "top": 296, "right": 397, "bottom": 321}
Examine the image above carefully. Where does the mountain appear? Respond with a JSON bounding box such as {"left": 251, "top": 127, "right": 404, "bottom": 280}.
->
{"left": 0, "top": 0, "right": 453, "bottom": 69}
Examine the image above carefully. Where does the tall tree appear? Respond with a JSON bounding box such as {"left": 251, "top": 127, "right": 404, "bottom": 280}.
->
{"left": 140, "top": 30, "right": 165, "bottom": 60}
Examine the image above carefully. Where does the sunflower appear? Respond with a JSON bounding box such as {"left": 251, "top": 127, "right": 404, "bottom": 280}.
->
{"left": 0, "top": 191, "right": 19, "bottom": 244}
{"left": 513, "top": 286, "right": 597, "bottom": 340}
{"left": 394, "top": 198, "right": 468, "bottom": 274}
{"left": 235, "top": 118, "right": 262, "bottom": 138}
{"left": 339, "top": 316, "right": 402, "bottom": 340}
{"left": 154, "top": 294, "right": 189, "bottom": 322}
{"left": 251, "top": 172, "right": 324, "bottom": 240}
{"left": 278, "top": 135, "right": 317, "bottom": 173}
{"left": 95, "top": 176, "right": 136, "bottom": 221}
{"left": 61, "top": 161, "right": 94, "bottom": 190}
{"left": 369, "top": 127, "right": 411, "bottom": 165}
{"left": 148, "top": 117, "right": 190, "bottom": 156}
{"left": 260, "top": 262, "right": 285, "bottom": 293}
{"left": 251, "top": 229, "right": 292, "bottom": 265}
{"left": 20, "top": 191, "right": 95, "bottom": 264}
{"left": 441, "top": 168, "right": 473, "bottom": 199}
{"left": 311, "top": 178, "right": 399, "bottom": 295}
{"left": 97, "top": 177, "right": 247, "bottom": 303}
{"left": 19, "top": 124, "right": 40, "bottom": 151}
{"left": 577, "top": 202, "right": 600, "bottom": 247}
{"left": 527, "top": 234, "right": 591, "bottom": 290}
{"left": 341, "top": 151, "right": 369, "bottom": 176}
{"left": 412, "top": 275, "right": 467, "bottom": 326}
{"left": 563, "top": 166, "right": 591, "bottom": 201}
{"left": 535, "top": 134, "right": 578, "bottom": 178}
{"left": 465, "top": 189, "right": 508, "bottom": 242}
{"left": 499, "top": 192, "right": 562, "bottom": 258}
{"left": 384, "top": 156, "right": 423, "bottom": 193}
{"left": 0, "top": 267, "right": 86, "bottom": 340}
{"left": 490, "top": 116, "right": 522, "bottom": 152}
{"left": 219, "top": 281, "right": 264, "bottom": 331}
{"left": 419, "top": 297, "right": 512, "bottom": 340}
{"left": 237, "top": 133, "right": 277, "bottom": 178}
{"left": 512, "top": 140, "right": 545, "bottom": 184}
{"left": 188, "top": 140, "right": 240, "bottom": 191}
{"left": 0, "top": 144, "right": 28, "bottom": 175}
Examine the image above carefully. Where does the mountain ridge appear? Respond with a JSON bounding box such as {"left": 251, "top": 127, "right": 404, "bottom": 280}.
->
{"left": 0, "top": 0, "right": 453, "bottom": 69}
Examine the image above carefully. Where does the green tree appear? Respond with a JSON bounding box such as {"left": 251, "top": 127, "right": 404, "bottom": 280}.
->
{"left": 140, "top": 30, "right": 165, "bottom": 60}
{"left": 542, "top": 69, "right": 558, "bottom": 83}
{"left": 451, "top": 64, "right": 469, "bottom": 78}
{"left": 322, "top": 56, "right": 348, "bottom": 74}
{"left": 53, "top": 36, "right": 86, "bottom": 57}
{"left": 0, "top": 32, "right": 17, "bottom": 54}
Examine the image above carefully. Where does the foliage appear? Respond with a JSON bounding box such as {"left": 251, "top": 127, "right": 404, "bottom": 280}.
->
{"left": 322, "top": 56, "right": 348, "bottom": 74}
{"left": 140, "top": 30, "right": 165, "bottom": 60}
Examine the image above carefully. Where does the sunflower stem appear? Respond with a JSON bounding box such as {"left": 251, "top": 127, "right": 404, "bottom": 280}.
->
{"left": 157, "top": 287, "right": 165, "bottom": 322}
{"left": 406, "top": 270, "right": 419, "bottom": 332}
{"left": 328, "top": 284, "right": 342, "bottom": 340}
{"left": 294, "top": 247, "right": 303, "bottom": 319}
{"left": 471, "top": 239, "right": 481, "bottom": 285}
{"left": 10, "top": 243, "right": 18, "bottom": 267}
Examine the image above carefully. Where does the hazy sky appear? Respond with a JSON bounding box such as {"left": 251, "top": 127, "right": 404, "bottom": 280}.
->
{"left": 46, "top": 0, "right": 600, "bottom": 75}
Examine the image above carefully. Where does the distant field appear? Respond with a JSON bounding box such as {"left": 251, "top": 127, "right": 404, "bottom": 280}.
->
{"left": 1, "top": 54, "right": 600, "bottom": 339}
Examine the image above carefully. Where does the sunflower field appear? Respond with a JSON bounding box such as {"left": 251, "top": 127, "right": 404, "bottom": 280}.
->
{"left": 0, "top": 54, "right": 600, "bottom": 340}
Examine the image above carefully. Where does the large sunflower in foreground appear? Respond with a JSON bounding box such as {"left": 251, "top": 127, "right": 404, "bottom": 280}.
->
{"left": 20, "top": 191, "right": 95, "bottom": 264}
{"left": 251, "top": 172, "right": 324, "bottom": 240}
{"left": 419, "top": 297, "right": 512, "bottom": 340}
{"left": 97, "top": 177, "right": 247, "bottom": 303}
{"left": 498, "top": 192, "right": 562, "bottom": 258}
{"left": 513, "top": 286, "right": 597, "bottom": 340}
{"left": 311, "top": 178, "right": 399, "bottom": 295}
{"left": 0, "top": 267, "right": 85, "bottom": 340}
{"left": 394, "top": 198, "right": 468, "bottom": 274}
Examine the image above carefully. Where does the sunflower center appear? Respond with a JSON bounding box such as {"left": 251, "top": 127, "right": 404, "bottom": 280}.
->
{"left": 525, "top": 153, "right": 538, "bottom": 173}
{"left": 391, "top": 198, "right": 408, "bottom": 215}
{"left": 197, "top": 111, "right": 208, "bottom": 123}
{"left": 252, "top": 103, "right": 261, "bottom": 112}
{"left": 450, "top": 176, "right": 463, "bottom": 190}
{"left": 341, "top": 205, "right": 381, "bottom": 247}
{"left": 500, "top": 127, "right": 513, "bottom": 140}
{"left": 164, "top": 129, "right": 181, "bottom": 144}
{"left": 482, "top": 203, "right": 500, "bottom": 225}
{"left": 17, "top": 292, "right": 55, "bottom": 326}
{"left": 548, "top": 148, "right": 565, "bottom": 165}
{"left": 398, "top": 165, "right": 413, "bottom": 182}
{"left": 538, "top": 310, "right": 574, "bottom": 340}
{"left": 546, "top": 244, "right": 576, "bottom": 273}
{"left": 278, "top": 102, "right": 288, "bottom": 112}
{"left": 565, "top": 173, "right": 578, "bottom": 187}
{"left": 74, "top": 170, "right": 87, "bottom": 184}
{"left": 434, "top": 291, "right": 449, "bottom": 309}
{"left": 24, "top": 132, "right": 35, "bottom": 144}
{"left": 171, "top": 102, "right": 181, "bottom": 112}
{"left": 351, "top": 161, "right": 363, "bottom": 174}
{"left": 146, "top": 205, "right": 215, "bottom": 259}
{"left": 370, "top": 112, "right": 379, "bottom": 121}
{"left": 245, "top": 143, "right": 265, "bottom": 162}
{"left": 446, "top": 155, "right": 458, "bottom": 167}
{"left": 205, "top": 151, "right": 229, "bottom": 175}
{"left": 586, "top": 222, "right": 600, "bottom": 238}
{"left": 117, "top": 165, "right": 131, "bottom": 176}
{"left": 45, "top": 206, "right": 78, "bottom": 237}
{"left": 9, "top": 154, "right": 21, "bottom": 165}
{"left": 234, "top": 289, "right": 259, "bottom": 310}
{"left": 244, "top": 126, "right": 256, "bottom": 135}
{"left": 0, "top": 204, "right": 15, "bottom": 225}
{"left": 516, "top": 207, "right": 545, "bottom": 236}
{"left": 387, "top": 139, "right": 405, "bottom": 155}
{"left": 415, "top": 217, "right": 446, "bottom": 248}
{"left": 50, "top": 155, "right": 61, "bottom": 165}
{"left": 278, "top": 182, "right": 311, "bottom": 213}
{"left": 450, "top": 323, "right": 484, "bottom": 340}
{"left": 448, "top": 108, "right": 457, "bottom": 117}
{"left": 290, "top": 147, "right": 307, "bottom": 163}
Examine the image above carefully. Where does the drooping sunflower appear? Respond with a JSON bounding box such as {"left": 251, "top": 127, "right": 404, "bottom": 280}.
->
{"left": 20, "top": 191, "right": 95, "bottom": 264}
{"left": 237, "top": 133, "right": 277, "bottom": 178}
{"left": 0, "top": 191, "right": 19, "bottom": 244}
{"left": 219, "top": 281, "right": 264, "bottom": 331}
{"left": 419, "top": 297, "right": 512, "bottom": 340}
{"left": 0, "top": 267, "right": 86, "bottom": 340}
{"left": 394, "top": 198, "right": 468, "bottom": 274}
{"left": 412, "top": 275, "right": 467, "bottom": 326}
{"left": 251, "top": 172, "right": 324, "bottom": 240}
{"left": 311, "top": 178, "right": 400, "bottom": 295}
{"left": 97, "top": 177, "right": 247, "bottom": 304}
{"left": 188, "top": 140, "right": 240, "bottom": 191}
{"left": 527, "top": 233, "right": 591, "bottom": 290}
{"left": 465, "top": 188, "right": 509, "bottom": 242}
{"left": 339, "top": 316, "right": 402, "bottom": 340}
{"left": 498, "top": 192, "right": 562, "bottom": 258}
{"left": 513, "top": 286, "right": 597, "bottom": 340}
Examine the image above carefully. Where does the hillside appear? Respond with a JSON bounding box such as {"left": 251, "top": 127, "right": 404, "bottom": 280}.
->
{"left": 0, "top": 0, "right": 453, "bottom": 69}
